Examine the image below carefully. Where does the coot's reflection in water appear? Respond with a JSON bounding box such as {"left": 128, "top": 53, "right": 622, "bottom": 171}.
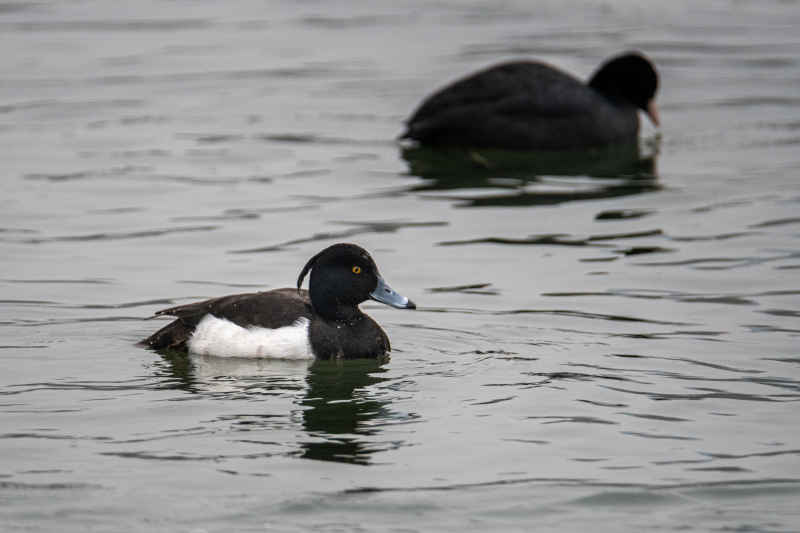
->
{"left": 401, "top": 140, "right": 660, "bottom": 207}
{"left": 299, "top": 358, "right": 392, "bottom": 465}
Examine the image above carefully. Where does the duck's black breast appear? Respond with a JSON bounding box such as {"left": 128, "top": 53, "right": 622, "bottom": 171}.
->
{"left": 404, "top": 61, "right": 639, "bottom": 150}
{"left": 308, "top": 314, "right": 390, "bottom": 360}
{"left": 142, "top": 288, "right": 312, "bottom": 350}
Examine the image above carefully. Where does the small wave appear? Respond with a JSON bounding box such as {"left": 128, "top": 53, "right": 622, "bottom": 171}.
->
{"left": 0, "top": 432, "right": 110, "bottom": 441}
{"left": 0, "top": 345, "right": 48, "bottom": 349}
{"left": 670, "top": 231, "right": 758, "bottom": 242}
{"left": 232, "top": 220, "right": 446, "bottom": 253}
{"left": 1, "top": 379, "right": 161, "bottom": 396}
{"left": 495, "top": 308, "right": 694, "bottom": 326}
{"left": 0, "top": 227, "right": 37, "bottom": 234}
{"left": 621, "top": 431, "right": 699, "bottom": 441}
{"left": 634, "top": 250, "right": 799, "bottom": 270}
{"left": 0, "top": 278, "right": 112, "bottom": 285}
{"left": 470, "top": 395, "right": 516, "bottom": 406}
{"left": 71, "top": 298, "right": 176, "bottom": 310}
{"left": 595, "top": 209, "right": 654, "bottom": 220}
{"left": 298, "top": 14, "right": 410, "bottom": 29}
{"left": 621, "top": 413, "right": 691, "bottom": 423}
{"left": 686, "top": 466, "right": 751, "bottom": 472}
{"left": 701, "top": 449, "right": 800, "bottom": 460}
{"left": 3, "top": 98, "right": 144, "bottom": 115}
{"left": 0, "top": 298, "right": 59, "bottom": 304}
{"left": 19, "top": 225, "right": 217, "bottom": 244}
{"left": 742, "top": 324, "right": 800, "bottom": 334}
{"left": 728, "top": 57, "right": 797, "bottom": 69}
{"left": 255, "top": 133, "right": 393, "bottom": 147}
{"left": 2, "top": 19, "right": 213, "bottom": 32}
{"left": 98, "top": 451, "right": 243, "bottom": 462}
{"left": 527, "top": 416, "right": 617, "bottom": 425}
{"left": 749, "top": 216, "right": 800, "bottom": 228}
{"left": 24, "top": 165, "right": 146, "bottom": 182}
{"left": 427, "top": 283, "right": 499, "bottom": 295}
{"left": 760, "top": 309, "right": 800, "bottom": 317}
{"left": 602, "top": 385, "right": 794, "bottom": 403}
{"left": 541, "top": 288, "right": 790, "bottom": 307}
{"left": 0, "top": 481, "right": 103, "bottom": 490}
{"left": 110, "top": 429, "right": 215, "bottom": 444}
{"left": 716, "top": 96, "right": 800, "bottom": 108}
{"left": 459, "top": 44, "right": 587, "bottom": 59}
{"left": 190, "top": 134, "right": 245, "bottom": 144}
{"left": 176, "top": 280, "right": 264, "bottom": 289}
{"left": 614, "top": 246, "right": 673, "bottom": 256}
{"left": 439, "top": 229, "right": 662, "bottom": 247}
{"left": 633, "top": 40, "right": 792, "bottom": 54}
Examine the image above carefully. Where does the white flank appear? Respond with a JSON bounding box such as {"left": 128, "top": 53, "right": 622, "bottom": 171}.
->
{"left": 188, "top": 315, "right": 313, "bottom": 359}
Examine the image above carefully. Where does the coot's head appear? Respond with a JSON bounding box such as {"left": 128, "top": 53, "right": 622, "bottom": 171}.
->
{"left": 297, "top": 243, "right": 416, "bottom": 320}
{"left": 589, "top": 52, "right": 659, "bottom": 126}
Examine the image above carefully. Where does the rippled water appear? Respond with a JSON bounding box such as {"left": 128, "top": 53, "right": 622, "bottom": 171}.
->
{"left": 2, "top": 1, "right": 800, "bottom": 531}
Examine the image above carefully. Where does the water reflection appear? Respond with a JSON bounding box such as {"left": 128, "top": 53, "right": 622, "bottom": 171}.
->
{"left": 299, "top": 358, "right": 390, "bottom": 465}
{"left": 151, "top": 348, "right": 312, "bottom": 395}
{"left": 401, "top": 140, "right": 660, "bottom": 207}
{"left": 152, "top": 348, "right": 196, "bottom": 390}
{"left": 152, "top": 350, "right": 395, "bottom": 464}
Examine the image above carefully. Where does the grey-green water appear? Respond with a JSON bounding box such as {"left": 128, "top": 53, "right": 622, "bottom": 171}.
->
{"left": 2, "top": 1, "right": 799, "bottom": 531}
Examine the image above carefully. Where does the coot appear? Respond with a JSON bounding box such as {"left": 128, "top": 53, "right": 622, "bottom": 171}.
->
{"left": 402, "top": 52, "right": 659, "bottom": 150}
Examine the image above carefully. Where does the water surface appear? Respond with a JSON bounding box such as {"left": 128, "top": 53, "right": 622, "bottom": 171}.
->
{"left": 1, "top": 1, "right": 800, "bottom": 531}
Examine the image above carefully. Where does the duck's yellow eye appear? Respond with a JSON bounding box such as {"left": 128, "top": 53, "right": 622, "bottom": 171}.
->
{"left": 352, "top": 265, "right": 362, "bottom": 274}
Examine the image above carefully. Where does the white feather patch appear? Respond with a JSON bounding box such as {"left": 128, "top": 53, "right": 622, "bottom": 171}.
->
{"left": 187, "top": 314, "right": 313, "bottom": 359}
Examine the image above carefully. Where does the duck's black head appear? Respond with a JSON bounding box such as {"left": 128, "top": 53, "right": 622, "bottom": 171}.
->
{"left": 297, "top": 243, "right": 416, "bottom": 321}
{"left": 588, "top": 52, "right": 659, "bottom": 126}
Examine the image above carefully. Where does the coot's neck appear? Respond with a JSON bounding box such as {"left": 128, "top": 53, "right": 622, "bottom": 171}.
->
{"left": 588, "top": 73, "right": 629, "bottom": 106}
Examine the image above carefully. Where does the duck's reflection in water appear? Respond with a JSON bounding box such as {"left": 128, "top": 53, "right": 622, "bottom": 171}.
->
{"left": 153, "top": 350, "right": 398, "bottom": 464}
{"left": 299, "top": 358, "right": 391, "bottom": 465}
{"left": 401, "top": 139, "right": 660, "bottom": 207}
{"left": 154, "top": 349, "right": 312, "bottom": 395}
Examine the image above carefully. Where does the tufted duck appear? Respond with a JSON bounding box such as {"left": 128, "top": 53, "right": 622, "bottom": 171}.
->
{"left": 141, "top": 243, "right": 416, "bottom": 359}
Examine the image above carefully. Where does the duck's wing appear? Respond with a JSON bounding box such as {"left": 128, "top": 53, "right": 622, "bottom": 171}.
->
{"left": 141, "top": 288, "right": 312, "bottom": 350}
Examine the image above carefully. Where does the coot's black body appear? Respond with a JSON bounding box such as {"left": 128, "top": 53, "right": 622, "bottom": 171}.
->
{"left": 402, "top": 52, "right": 659, "bottom": 150}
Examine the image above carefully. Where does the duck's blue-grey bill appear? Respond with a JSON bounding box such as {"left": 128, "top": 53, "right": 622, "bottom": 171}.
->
{"left": 371, "top": 276, "right": 416, "bottom": 309}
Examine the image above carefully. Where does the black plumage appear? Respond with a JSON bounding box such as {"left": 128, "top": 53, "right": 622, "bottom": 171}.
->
{"left": 402, "top": 52, "right": 659, "bottom": 150}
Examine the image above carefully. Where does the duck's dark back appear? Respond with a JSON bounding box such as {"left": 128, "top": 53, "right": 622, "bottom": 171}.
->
{"left": 142, "top": 288, "right": 312, "bottom": 350}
